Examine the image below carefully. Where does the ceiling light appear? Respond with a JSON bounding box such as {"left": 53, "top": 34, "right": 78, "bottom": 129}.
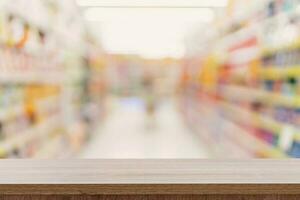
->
{"left": 84, "top": 7, "right": 215, "bottom": 23}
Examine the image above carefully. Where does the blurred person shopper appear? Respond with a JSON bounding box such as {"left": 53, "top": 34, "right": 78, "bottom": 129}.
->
{"left": 142, "top": 73, "right": 157, "bottom": 129}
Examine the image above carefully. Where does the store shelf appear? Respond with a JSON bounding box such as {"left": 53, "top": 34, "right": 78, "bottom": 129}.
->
{"left": 221, "top": 85, "right": 300, "bottom": 108}
{"left": 221, "top": 3, "right": 300, "bottom": 51}
{"left": 220, "top": 101, "right": 300, "bottom": 143}
{"left": 0, "top": 104, "right": 24, "bottom": 120}
{"left": 0, "top": 115, "right": 61, "bottom": 156}
{"left": 194, "top": 97, "right": 287, "bottom": 158}
{"left": 32, "top": 134, "right": 65, "bottom": 159}
{"left": 0, "top": 71, "right": 64, "bottom": 85}
{"left": 182, "top": 0, "right": 300, "bottom": 158}
{"left": 0, "top": 0, "right": 106, "bottom": 159}
{"left": 259, "top": 66, "right": 300, "bottom": 80}
{"left": 262, "top": 40, "right": 300, "bottom": 57}
{"left": 222, "top": 115, "right": 287, "bottom": 158}
{"left": 3, "top": 1, "right": 87, "bottom": 53}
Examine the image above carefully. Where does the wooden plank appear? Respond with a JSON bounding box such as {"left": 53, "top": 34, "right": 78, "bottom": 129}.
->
{"left": 0, "top": 160, "right": 299, "bottom": 195}
{"left": 0, "top": 195, "right": 300, "bottom": 200}
{"left": 1, "top": 184, "right": 300, "bottom": 195}
{"left": 0, "top": 160, "right": 300, "bottom": 184}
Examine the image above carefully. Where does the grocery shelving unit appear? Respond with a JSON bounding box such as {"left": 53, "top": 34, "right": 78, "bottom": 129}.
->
{"left": 181, "top": 0, "right": 300, "bottom": 158}
{"left": 0, "top": 0, "right": 106, "bottom": 158}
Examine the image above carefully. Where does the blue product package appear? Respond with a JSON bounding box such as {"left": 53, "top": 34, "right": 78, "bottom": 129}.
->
{"left": 295, "top": 108, "right": 300, "bottom": 118}
{"left": 264, "top": 80, "right": 274, "bottom": 91}
{"left": 288, "top": 141, "right": 300, "bottom": 158}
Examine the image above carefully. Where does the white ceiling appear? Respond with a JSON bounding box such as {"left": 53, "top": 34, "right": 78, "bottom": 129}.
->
{"left": 77, "top": 0, "right": 227, "bottom": 58}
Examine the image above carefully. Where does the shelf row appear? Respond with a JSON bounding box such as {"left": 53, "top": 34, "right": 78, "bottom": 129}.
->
{"left": 0, "top": 114, "right": 61, "bottom": 157}
{"left": 180, "top": 94, "right": 287, "bottom": 158}
{"left": 221, "top": 85, "right": 300, "bottom": 108}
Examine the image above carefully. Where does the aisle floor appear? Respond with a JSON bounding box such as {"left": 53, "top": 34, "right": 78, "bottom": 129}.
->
{"left": 80, "top": 98, "right": 209, "bottom": 158}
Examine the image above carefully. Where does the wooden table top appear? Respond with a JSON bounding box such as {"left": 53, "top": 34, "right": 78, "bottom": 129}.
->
{"left": 0, "top": 159, "right": 300, "bottom": 195}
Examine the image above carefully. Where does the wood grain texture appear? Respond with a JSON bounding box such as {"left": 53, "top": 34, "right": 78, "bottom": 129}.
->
{"left": 1, "top": 184, "right": 300, "bottom": 195}
{"left": 1, "top": 195, "right": 300, "bottom": 200}
{"left": 0, "top": 160, "right": 300, "bottom": 195}
{"left": 1, "top": 159, "right": 300, "bottom": 184}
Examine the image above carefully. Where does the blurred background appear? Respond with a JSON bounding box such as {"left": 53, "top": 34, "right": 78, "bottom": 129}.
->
{"left": 0, "top": 0, "right": 299, "bottom": 158}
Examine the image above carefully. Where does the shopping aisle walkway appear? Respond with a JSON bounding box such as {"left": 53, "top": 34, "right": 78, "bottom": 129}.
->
{"left": 80, "top": 98, "right": 209, "bottom": 158}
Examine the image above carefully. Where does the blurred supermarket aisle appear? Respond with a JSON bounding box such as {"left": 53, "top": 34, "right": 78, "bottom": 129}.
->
{"left": 80, "top": 97, "right": 209, "bottom": 158}
{"left": 3, "top": 0, "right": 300, "bottom": 159}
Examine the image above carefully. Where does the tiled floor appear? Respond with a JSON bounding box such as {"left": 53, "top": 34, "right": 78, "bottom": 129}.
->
{"left": 80, "top": 98, "right": 209, "bottom": 158}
